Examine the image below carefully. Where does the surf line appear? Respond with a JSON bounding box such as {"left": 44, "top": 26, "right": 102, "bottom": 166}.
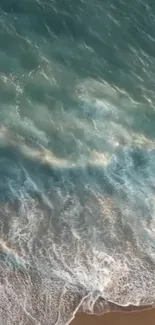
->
{"left": 0, "top": 240, "right": 26, "bottom": 272}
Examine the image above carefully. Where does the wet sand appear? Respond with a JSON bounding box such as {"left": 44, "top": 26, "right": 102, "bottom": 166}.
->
{"left": 71, "top": 308, "right": 155, "bottom": 325}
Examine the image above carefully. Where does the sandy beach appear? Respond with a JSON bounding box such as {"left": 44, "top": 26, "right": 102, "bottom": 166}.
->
{"left": 72, "top": 308, "right": 155, "bottom": 325}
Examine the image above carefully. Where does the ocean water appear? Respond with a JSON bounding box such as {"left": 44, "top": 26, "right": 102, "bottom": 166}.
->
{"left": 1, "top": 0, "right": 155, "bottom": 324}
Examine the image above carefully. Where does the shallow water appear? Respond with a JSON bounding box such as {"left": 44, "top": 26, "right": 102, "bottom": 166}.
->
{"left": 1, "top": 0, "right": 155, "bottom": 324}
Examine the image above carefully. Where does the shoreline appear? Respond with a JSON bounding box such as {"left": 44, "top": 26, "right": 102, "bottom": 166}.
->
{"left": 71, "top": 307, "right": 155, "bottom": 325}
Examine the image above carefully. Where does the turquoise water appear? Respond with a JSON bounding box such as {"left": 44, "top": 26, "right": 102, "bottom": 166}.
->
{"left": 1, "top": 1, "right": 155, "bottom": 324}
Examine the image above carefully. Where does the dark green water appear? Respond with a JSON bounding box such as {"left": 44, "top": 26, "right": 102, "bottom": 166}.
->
{"left": 1, "top": 1, "right": 155, "bottom": 324}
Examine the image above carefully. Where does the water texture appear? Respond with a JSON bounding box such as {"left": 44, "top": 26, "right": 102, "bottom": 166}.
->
{"left": 1, "top": 0, "right": 155, "bottom": 324}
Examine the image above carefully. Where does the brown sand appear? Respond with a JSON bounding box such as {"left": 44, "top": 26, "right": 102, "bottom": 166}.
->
{"left": 71, "top": 308, "right": 155, "bottom": 325}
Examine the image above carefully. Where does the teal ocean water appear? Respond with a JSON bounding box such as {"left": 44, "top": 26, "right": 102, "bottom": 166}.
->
{"left": 1, "top": 0, "right": 155, "bottom": 324}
